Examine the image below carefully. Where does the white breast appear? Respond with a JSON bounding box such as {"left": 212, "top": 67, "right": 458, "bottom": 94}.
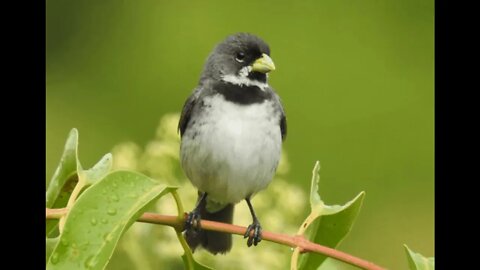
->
{"left": 180, "top": 94, "right": 282, "bottom": 209}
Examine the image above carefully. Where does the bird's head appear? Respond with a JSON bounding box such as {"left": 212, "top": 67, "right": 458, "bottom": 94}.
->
{"left": 200, "top": 33, "right": 275, "bottom": 86}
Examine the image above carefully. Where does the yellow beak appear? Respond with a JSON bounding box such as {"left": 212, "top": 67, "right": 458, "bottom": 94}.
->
{"left": 251, "top": 53, "right": 276, "bottom": 73}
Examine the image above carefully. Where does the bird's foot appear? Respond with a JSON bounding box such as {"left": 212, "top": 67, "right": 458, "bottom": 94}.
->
{"left": 244, "top": 221, "right": 262, "bottom": 247}
{"left": 184, "top": 210, "right": 202, "bottom": 232}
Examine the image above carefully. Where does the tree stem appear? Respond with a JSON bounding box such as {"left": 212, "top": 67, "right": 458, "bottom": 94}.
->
{"left": 46, "top": 207, "right": 385, "bottom": 270}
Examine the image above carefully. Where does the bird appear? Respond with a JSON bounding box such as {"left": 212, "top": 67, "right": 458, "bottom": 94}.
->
{"left": 178, "top": 32, "right": 287, "bottom": 255}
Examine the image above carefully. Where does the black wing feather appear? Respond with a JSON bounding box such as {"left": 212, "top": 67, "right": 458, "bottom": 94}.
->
{"left": 280, "top": 114, "right": 287, "bottom": 141}
{"left": 178, "top": 91, "right": 199, "bottom": 137}
{"left": 271, "top": 90, "right": 287, "bottom": 141}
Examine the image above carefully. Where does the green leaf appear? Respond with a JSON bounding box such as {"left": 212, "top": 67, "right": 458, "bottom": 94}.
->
{"left": 46, "top": 129, "right": 80, "bottom": 236}
{"left": 46, "top": 171, "right": 177, "bottom": 270}
{"left": 404, "top": 245, "right": 434, "bottom": 270}
{"left": 181, "top": 254, "right": 214, "bottom": 270}
{"left": 82, "top": 153, "right": 113, "bottom": 187}
{"left": 296, "top": 161, "right": 365, "bottom": 270}
{"left": 46, "top": 129, "right": 113, "bottom": 237}
{"left": 46, "top": 237, "right": 59, "bottom": 263}
{"left": 46, "top": 128, "right": 79, "bottom": 208}
{"left": 57, "top": 153, "right": 114, "bottom": 232}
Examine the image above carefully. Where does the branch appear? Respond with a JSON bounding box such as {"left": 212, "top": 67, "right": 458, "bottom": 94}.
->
{"left": 46, "top": 208, "right": 385, "bottom": 270}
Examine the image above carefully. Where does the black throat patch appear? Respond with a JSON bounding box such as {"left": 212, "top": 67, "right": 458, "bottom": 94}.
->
{"left": 214, "top": 81, "right": 272, "bottom": 105}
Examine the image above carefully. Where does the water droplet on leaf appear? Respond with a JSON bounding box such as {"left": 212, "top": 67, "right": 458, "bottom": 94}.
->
{"left": 50, "top": 252, "right": 59, "bottom": 264}
{"left": 128, "top": 193, "right": 138, "bottom": 198}
{"left": 84, "top": 255, "right": 96, "bottom": 269}
{"left": 61, "top": 238, "right": 69, "bottom": 246}
{"left": 103, "top": 233, "right": 113, "bottom": 242}
{"left": 107, "top": 208, "right": 117, "bottom": 216}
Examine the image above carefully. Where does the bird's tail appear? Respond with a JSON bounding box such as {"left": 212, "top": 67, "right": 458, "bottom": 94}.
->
{"left": 184, "top": 196, "right": 234, "bottom": 255}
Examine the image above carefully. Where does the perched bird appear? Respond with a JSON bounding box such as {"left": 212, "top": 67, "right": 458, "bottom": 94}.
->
{"left": 178, "top": 33, "right": 287, "bottom": 255}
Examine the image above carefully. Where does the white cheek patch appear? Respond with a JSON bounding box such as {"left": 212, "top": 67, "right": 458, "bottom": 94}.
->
{"left": 221, "top": 66, "right": 269, "bottom": 91}
{"left": 238, "top": 66, "right": 252, "bottom": 77}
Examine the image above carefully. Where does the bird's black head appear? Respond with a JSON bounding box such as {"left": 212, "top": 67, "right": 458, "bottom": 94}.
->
{"left": 200, "top": 33, "right": 275, "bottom": 85}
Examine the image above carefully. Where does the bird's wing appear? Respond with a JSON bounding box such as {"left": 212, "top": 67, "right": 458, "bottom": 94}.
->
{"left": 280, "top": 113, "right": 287, "bottom": 141}
{"left": 270, "top": 90, "right": 287, "bottom": 141}
{"left": 178, "top": 88, "right": 201, "bottom": 137}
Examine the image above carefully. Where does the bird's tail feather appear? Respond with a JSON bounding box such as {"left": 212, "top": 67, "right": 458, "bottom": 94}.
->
{"left": 184, "top": 197, "right": 234, "bottom": 255}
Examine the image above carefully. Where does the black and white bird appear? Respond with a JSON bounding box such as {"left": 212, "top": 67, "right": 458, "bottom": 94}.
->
{"left": 178, "top": 33, "right": 287, "bottom": 254}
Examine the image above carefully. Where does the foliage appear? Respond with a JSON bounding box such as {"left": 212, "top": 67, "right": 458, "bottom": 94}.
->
{"left": 293, "top": 162, "right": 365, "bottom": 270}
{"left": 46, "top": 128, "right": 80, "bottom": 237}
{"left": 46, "top": 115, "right": 434, "bottom": 269}
{"left": 46, "top": 128, "right": 180, "bottom": 270}
{"left": 47, "top": 2, "right": 435, "bottom": 268}
{"left": 404, "top": 245, "right": 435, "bottom": 270}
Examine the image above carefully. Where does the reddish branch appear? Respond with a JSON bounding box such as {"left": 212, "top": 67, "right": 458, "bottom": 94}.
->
{"left": 46, "top": 208, "right": 385, "bottom": 270}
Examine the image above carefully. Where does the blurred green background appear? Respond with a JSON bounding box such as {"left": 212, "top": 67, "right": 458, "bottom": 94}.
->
{"left": 47, "top": 0, "right": 433, "bottom": 269}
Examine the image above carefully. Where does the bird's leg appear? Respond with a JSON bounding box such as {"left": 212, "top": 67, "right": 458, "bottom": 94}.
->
{"left": 243, "top": 196, "right": 262, "bottom": 247}
{"left": 185, "top": 192, "right": 207, "bottom": 232}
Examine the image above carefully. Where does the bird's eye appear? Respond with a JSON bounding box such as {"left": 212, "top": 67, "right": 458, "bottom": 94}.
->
{"left": 235, "top": 52, "right": 245, "bottom": 62}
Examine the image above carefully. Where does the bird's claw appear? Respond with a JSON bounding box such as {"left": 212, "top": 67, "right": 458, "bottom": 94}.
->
{"left": 244, "top": 221, "right": 262, "bottom": 247}
{"left": 185, "top": 211, "right": 202, "bottom": 232}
